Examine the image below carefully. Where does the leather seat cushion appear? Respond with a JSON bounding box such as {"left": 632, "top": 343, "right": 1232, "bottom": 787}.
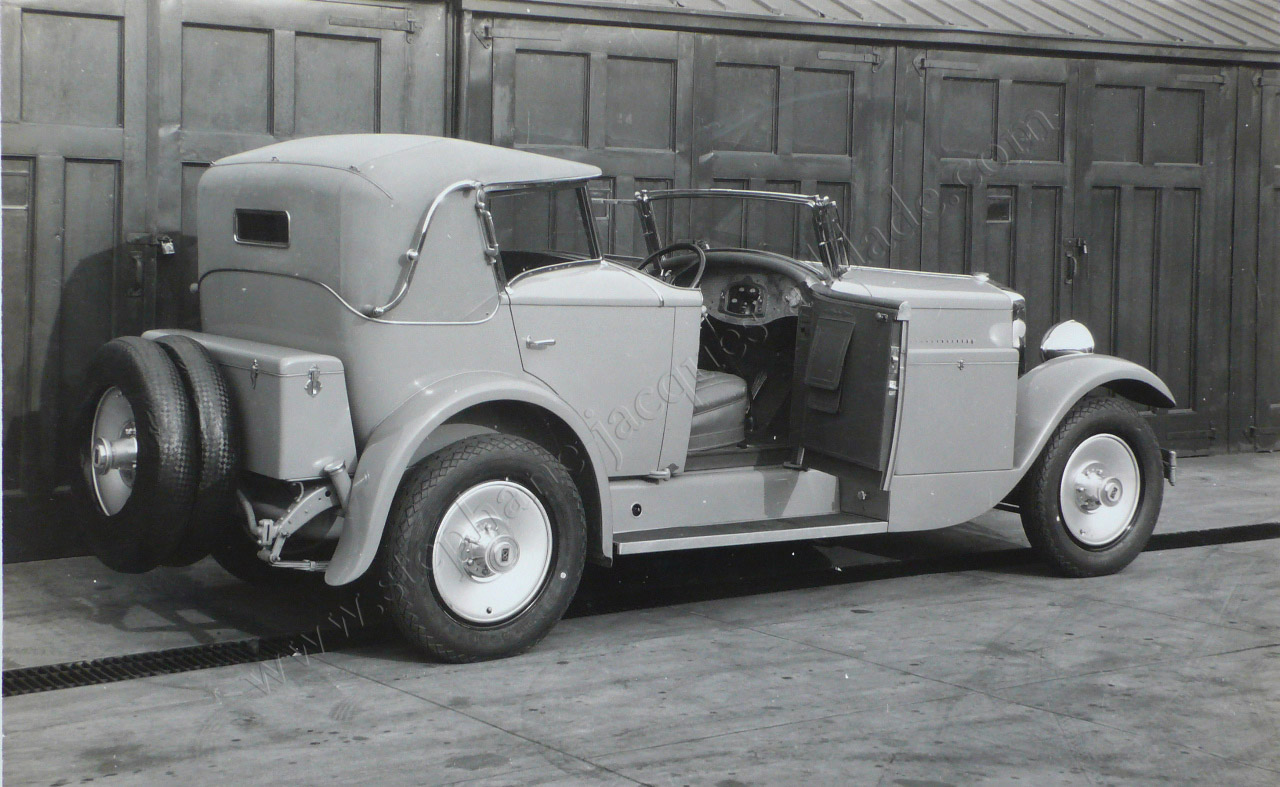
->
{"left": 689, "top": 369, "right": 749, "bottom": 452}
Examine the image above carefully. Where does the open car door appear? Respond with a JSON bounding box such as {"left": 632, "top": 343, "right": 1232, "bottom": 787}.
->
{"left": 792, "top": 283, "right": 907, "bottom": 487}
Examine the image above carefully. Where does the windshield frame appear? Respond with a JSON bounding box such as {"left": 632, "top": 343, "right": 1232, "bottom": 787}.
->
{"left": 635, "top": 188, "right": 847, "bottom": 277}
{"left": 480, "top": 179, "right": 603, "bottom": 287}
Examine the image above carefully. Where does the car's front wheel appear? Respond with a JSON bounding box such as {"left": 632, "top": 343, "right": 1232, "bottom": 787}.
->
{"left": 1020, "top": 396, "right": 1164, "bottom": 577}
{"left": 380, "top": 434, "right": 586, "bottom": 662}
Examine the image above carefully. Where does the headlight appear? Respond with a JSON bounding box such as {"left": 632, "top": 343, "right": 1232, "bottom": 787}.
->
{"left": 1010, "top": 294, "right": 1027, "bottom": 351}
{"left": 1040, "top": 320, "right": 1094, "bottom": 362}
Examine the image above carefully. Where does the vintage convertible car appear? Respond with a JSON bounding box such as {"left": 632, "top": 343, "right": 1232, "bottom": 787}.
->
{"left": 75, "top": 135, "right": 1177, "bottom": 661}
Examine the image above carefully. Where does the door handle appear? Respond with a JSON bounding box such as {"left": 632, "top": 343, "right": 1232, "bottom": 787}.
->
{"left": 1063, "top": 237, "right": 1088, "bottom": 284}
{"left": 128, "top": 251, "right": 145, "bottom": 297}
{"left": 525, "top": 337, "right": 556, "bottom": 349}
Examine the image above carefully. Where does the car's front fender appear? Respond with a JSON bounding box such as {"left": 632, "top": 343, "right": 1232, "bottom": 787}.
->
{"left": 325, "top": 370, "right": 613, "bottom": 586}
{"left": 1013, "top": 354, "right": 1176, "bottom": 475}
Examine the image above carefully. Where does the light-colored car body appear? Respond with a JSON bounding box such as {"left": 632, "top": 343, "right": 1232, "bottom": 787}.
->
{"left": 147, "top": 134, "right": 1175, "bottom": 587}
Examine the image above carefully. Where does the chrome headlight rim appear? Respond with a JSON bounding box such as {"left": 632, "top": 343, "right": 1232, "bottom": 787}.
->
{"left": 1040, "top": 319, "right": 1095, "bottom": 362}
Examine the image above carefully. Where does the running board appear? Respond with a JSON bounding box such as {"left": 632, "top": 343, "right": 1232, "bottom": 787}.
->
{"left": 613, "top": 513, "right": 888, "bottom": 555}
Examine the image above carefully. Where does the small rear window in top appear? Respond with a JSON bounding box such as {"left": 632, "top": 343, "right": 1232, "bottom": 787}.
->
{"left": 234, "top": 209, "right": 290, "bottom": 247}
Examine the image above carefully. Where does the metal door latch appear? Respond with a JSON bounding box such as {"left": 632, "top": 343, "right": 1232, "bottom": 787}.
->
{"left": 1064, "top": 237, "right": 1088, "bottom": 284}
{"left": 305, "top": 365, "right": 323, "bottom": 397}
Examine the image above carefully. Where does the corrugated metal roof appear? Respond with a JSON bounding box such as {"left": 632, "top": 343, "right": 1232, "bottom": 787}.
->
{"left": 555, "top": 0, "right": 1280, "bottom": 51}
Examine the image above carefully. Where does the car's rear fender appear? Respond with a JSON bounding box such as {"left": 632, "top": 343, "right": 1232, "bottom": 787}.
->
{"left": 325, "top": 370, "right": 613, "bottom": 586}
{"left": 1013, "top": 354, "right": 1176, "bottom": 476}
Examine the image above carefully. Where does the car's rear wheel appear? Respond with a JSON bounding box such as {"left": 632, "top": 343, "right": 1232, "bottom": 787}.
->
{"left": 380, "top": 434, "right": 586, "bottom": 662}
{"left": 73, "top": 337, "right": 199, "bottom": 573}
{"left": 1020, "top": 396, "right": 1163, "bottom": 577}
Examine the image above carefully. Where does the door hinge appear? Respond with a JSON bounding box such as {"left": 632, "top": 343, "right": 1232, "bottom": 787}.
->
{"left": 817, "top": 51, "right": 883, "bottom": 70}
{"left": 329, "top": 15, "right": 419, "bottom": 34}
{"left": 914, "top": 55, "right": 978, "bottom": 75}
{"left": 473, "top": 22, "right": 561, "bottom": 49}
{"left": 1177, "top": 71, "right": 1229, "bottom": 91}
{"left": 1255, "top": 74, "right": 1280, "bottom": 87}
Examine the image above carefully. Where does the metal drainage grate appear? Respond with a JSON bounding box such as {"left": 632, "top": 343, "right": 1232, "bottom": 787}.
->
{"left": 3, "top": 622, "right": 386, "bottom": 698}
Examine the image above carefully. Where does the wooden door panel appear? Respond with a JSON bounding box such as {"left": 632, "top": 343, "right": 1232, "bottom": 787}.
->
{"left": 691, "top": 37, "right": 890, "bottom": 264}
{"left": 153, "top": 1, "right": 428, "bottom": 332}
{"left": 1256, "top": 75, "right": 1280, "bottom": 449}
{"left": 1, "top": 0, "right": 146, "bottom": 507}
{"left": 1076, "top": 61, "right": 1235, "bottom": 453}
{"left": 920, "top": 53, "right": 1075, "bottom": 354}
{"left": 488, "top": 21, "right": 693, "bottom": 258}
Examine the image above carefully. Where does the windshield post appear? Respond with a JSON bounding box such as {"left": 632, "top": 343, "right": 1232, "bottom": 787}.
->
{"left": 577, "top": 185, "right": 603, "bottom": 260}
{"left": 635, "top": 191, "right": 661, "bottom": 253}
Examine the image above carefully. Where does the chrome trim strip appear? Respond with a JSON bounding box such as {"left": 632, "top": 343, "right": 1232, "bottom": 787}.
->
{"left": 613, "top": 515, "right": 887, "bottom": 555}
{"left": 368, "top": 179, "right": 482, "bottom": 318}
{"left": 505, "top": 257, "right": 601, "bottom": 287}
{"left": 640, "top": 188, "right": 833, "bottom": 207}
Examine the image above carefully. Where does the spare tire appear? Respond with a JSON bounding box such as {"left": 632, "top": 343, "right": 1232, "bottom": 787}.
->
{"left": 73, "top": 337, "right": 199, "bottom": 573}
{"left": 155, "top": 334, "right": 243, "bottom": 567}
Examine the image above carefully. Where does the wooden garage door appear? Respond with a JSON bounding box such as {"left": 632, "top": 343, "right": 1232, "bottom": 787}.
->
{"left": 1074, "top": 61, "right": 1236, "bottom": 454}
{"left": 689, "top": 36, "right": 892, "bottom": 262}
{"left": 919, "top": 53, "right": 1236, "bottom": 454}
{"left": 1, "top": 0, "right": 150, "bottom": 506}
{"left": 486, "top": 20, "right": 693, "bottom": 256}
{"left": 1, "top": 0, "right": 445, "bottom": 559}
{"left": 150, "top": 0, "right": 442, "bottom": 333}
{"left": 919, "top": 52, "right": 1076, "bottom": 350}
{"left": 1255, "top": 70, "right": 1280, "bottom": 450}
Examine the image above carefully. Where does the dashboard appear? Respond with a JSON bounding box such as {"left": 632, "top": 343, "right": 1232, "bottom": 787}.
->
{"left": 698, "top": 253, "right": 819, "bottom": 326}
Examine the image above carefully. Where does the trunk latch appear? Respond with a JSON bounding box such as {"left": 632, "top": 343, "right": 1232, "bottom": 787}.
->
{"left": 305, "top": 365, "right": 323, "bottom": 397}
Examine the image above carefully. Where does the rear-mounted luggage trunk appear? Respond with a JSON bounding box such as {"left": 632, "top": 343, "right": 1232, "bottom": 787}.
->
{"left": 144, "top": 329, "right": 357, "bottom": 481}
{"left": 792, "top": 284, "right": 905, "bottom": 486}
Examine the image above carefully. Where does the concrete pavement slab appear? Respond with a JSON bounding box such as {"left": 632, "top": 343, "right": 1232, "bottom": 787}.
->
{"left": 994, "top": 644, "right": 1280, "bottom": 772}
{"left": 1, "top": 556, "right": 336, "bottom": 669}
{"left": 320, "top": 612, "right": 967, "bottom": 758}
{"left": 740, "top": 586, "right": 1273, "bottom": 692}
{"left": 973, "top": 539, "right": 1280, "bottom": 636}
{"left": 4, "top": 535, "right": 1278, "bottom": 784}
{"left": 590, "top": 689, "right": 1279, "bottom": 786}
{"left": 2, "top": 655, "right": 629, "bottom": 786}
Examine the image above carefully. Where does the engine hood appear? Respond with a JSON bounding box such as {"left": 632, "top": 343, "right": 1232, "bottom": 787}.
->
{"left": 829, "top": 267, "right": 1015, "bottom": 312}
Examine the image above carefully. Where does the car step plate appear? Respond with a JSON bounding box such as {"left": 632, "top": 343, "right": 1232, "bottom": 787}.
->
{"left": 614, "top": 513, "right": 888, "bottom": 555}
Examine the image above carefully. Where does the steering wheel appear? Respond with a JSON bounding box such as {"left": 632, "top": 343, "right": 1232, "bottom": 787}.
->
{"left": 637, "top": 242, "right": 708, "bottom": 289}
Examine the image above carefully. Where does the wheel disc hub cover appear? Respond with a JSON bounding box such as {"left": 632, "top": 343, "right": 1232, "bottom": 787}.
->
{"left": 84, "top": 387, "right": 139, "bottom": 516}
{"left": 432, "top": 480, "right": 552, "bottom": 624}
{"left": 1060, "top": 434, "right": 1141, "bottom": 547}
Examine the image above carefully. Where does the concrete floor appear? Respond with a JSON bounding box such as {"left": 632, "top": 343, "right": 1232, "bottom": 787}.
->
{"left": 3, "top": 453, "right": 1278, "bottom": 784}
